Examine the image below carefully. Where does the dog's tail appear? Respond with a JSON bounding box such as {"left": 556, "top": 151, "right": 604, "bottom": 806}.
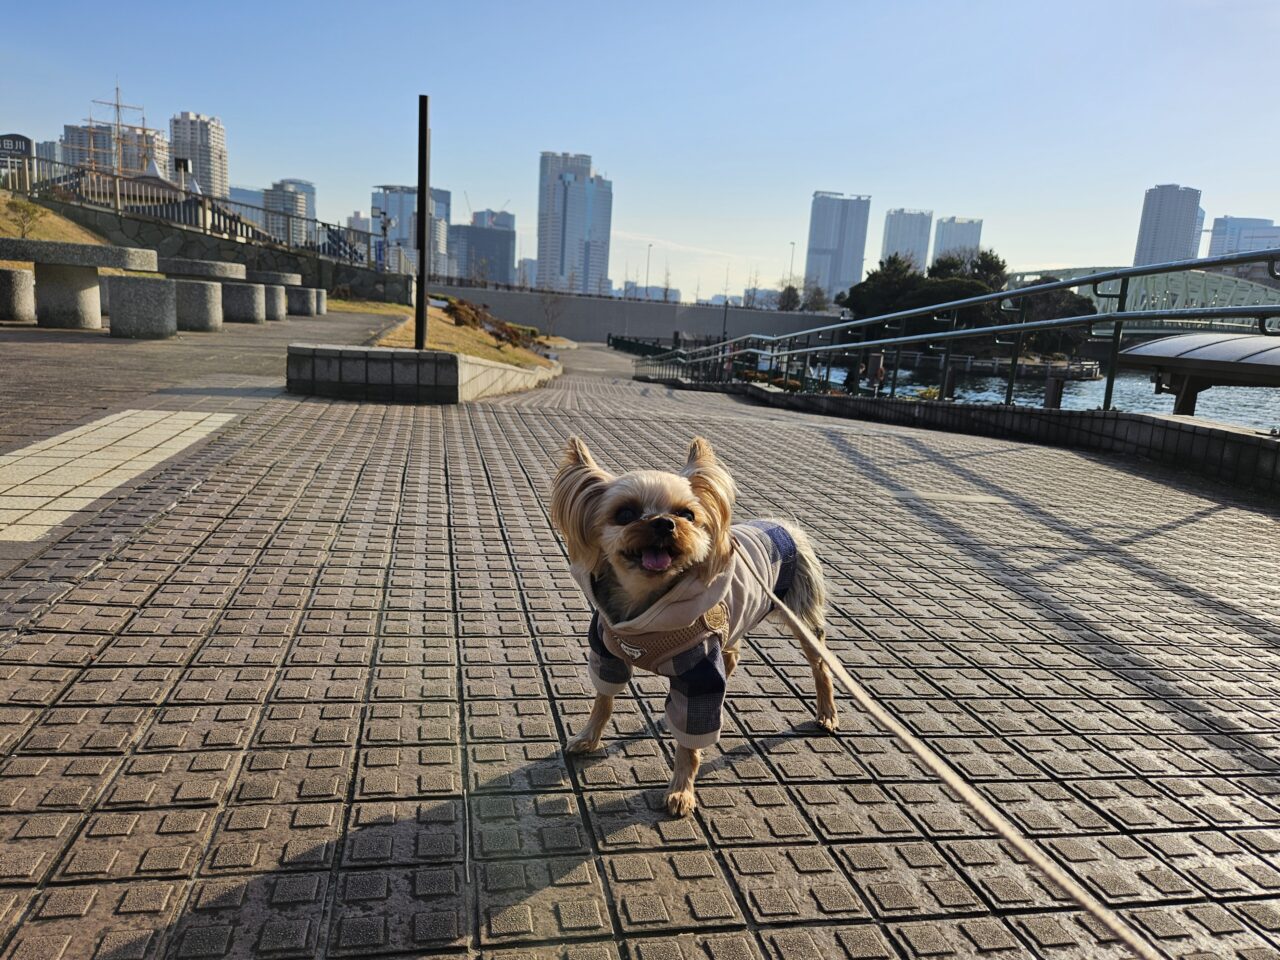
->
{"left": 730, "top": 539, "right": 1160, "bottom": 960}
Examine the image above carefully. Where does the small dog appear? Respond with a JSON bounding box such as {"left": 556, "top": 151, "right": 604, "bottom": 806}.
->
{"left": 550, "top": 435, "right": 838, "bottom": 816}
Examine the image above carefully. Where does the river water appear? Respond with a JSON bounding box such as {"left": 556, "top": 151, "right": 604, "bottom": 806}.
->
{"left": 838, "top": 368, "right": 1279, "bottom": 433}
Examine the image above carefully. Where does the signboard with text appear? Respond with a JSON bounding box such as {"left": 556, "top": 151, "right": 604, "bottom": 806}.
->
{"left": 0, "top": 134, "right": 34, "bottom": 158}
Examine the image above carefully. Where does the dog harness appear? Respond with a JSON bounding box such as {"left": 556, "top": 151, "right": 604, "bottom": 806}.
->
{"left": 579, "top": 520, "right": 798, "bottom": 749}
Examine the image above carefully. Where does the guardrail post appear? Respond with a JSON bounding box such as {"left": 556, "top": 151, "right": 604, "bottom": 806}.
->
{"left": 1103, "top": 276, "right": 1129, "bottom": 411}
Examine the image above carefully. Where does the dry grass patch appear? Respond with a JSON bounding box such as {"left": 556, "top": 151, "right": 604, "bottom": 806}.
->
{"left": 330, "top": 298, "right": 553, "bottom": 369}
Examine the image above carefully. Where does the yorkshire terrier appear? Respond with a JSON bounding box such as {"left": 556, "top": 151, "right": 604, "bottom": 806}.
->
{"left": 550, "top": 435, "right": 838, "bottom": 816}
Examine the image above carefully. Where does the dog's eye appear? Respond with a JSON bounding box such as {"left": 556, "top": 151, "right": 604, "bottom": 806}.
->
{"left": 677, "top": 509, "right": 696, "bottom": 522}
{"left": 614, "top": 507, "right": 637, "bottom": 525}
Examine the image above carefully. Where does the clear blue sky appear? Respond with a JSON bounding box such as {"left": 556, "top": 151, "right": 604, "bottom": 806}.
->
{"left": 6, "top": 0, "right": 1277, "bottom": 296}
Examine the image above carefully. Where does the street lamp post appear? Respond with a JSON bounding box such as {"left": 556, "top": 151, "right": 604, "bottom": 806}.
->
{"left": 788, "top": 241, "right": 796, "bottom": 287}
{"left": 645, "top": 243, "right": 653, "bottom": 301}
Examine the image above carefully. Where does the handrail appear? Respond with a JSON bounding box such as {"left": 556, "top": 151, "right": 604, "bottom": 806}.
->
{"left": 721, "top": 305, "right": 1280, "bottom": 362}
{"left": 643, "top": 247, "right": 1280, "bottom": 365}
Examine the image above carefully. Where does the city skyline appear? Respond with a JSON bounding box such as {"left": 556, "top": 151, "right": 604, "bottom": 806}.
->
{"left": 7, "top": 0, "right": 1280, "bottom": 297}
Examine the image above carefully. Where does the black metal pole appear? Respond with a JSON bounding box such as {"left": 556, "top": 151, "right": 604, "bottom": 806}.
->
{"left": 1102, "top": 276, "right": 1129, "bottom": 411}
{"left": 414, "top": 95, "right": 429, "bottom": 351}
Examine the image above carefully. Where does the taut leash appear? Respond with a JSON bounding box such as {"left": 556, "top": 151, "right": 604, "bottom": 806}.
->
{"left": 731, "top": 541, "right": 1161, "bottom": 960}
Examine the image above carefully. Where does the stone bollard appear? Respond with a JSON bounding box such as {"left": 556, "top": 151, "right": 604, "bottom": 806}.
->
{"left": 247, "top": 270, "right": 302, "bottom": 287}
{"left": 106, "top": 277, "right": 177, "bottom": 339}
{"left": 174, "top": 279, "right": 223, "bottom": 332}
{"left": 315, "top": 289, "right": 327, "bottom": 315}
{"left": 34, "top": 263, "right": 102, "bottom": 329}
{"left": 0, "top": 268, "right": 36, "bottom": 322}
{"left": 285, "top": 286, "right": 317, "bottom": 317}
{"left": 221, "top": 282, "right": 267, "bottom": 324}
{"left": 263, "top": 284, "right": 287, "bottom": 321}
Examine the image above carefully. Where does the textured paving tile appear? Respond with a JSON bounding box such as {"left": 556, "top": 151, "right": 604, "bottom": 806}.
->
{"left": 1, "top": 341, "right": 1278, "bottom": 956}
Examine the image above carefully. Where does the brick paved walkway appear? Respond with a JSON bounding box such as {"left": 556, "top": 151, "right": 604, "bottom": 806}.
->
{"left": 1, "top": 331, "right": 1279, "bottom": 959}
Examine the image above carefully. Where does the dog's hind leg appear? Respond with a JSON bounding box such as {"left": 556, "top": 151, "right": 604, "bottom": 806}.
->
{"left": 802, "top": 625, "right": 839, "bottom": 733}
{"left": 565, "top": 694, "right": 614, "bottom": 753}
{"left": 666, "top": 745, "right": 701, "bottom": 816}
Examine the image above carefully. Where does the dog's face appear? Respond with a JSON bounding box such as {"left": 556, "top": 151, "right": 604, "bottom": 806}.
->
{"left": 550, "top": 436, "right": 736, "bottom": 608}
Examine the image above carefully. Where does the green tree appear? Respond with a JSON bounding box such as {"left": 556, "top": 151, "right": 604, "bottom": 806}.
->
{"left": 837, "top": 254, "right": 920, "bottom": 319}
{"left": 926, "top": 254, "right": 967, "bottom": 280}
{"left": 778, "top": 284, "right": 801, "bottom": 311}
{"left": 1020, "top": 276, "right": 1096, "bottom": 356}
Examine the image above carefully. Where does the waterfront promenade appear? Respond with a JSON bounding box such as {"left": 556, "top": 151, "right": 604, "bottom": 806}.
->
{"left": 1, "top": 320, "right": 1279, "bottom": 958}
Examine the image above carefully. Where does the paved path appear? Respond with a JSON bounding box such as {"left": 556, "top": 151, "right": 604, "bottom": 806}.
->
{"left": 0, "top": 331, "right": 1279, "bottom": 959}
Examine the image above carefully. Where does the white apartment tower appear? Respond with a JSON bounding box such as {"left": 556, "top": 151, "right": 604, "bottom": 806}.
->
{"left": 169, "top": 112, "right": 228, "bottom": 198}
{"left": 1133, "top": 184, "right": 1203, "bottom": 265}
{"left": 881, "top": 209, "right": 933, "bottom": 271}
{"left": 536, "top": 152, "right": 613, "bottom": 295}
{"left": 263, "top": 180, "right": 308, "bottom": 247}
{"left": 803, "top": 192, "right": 871, "bottom": 297}
{"left": 932, "top": 217, "right": 983, "bottom": 263}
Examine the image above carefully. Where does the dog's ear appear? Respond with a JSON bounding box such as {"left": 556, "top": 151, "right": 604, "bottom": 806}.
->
{"left": 683, "top": 437, "right": 736, "bottom": 576}
{"left": 551, "top": 436, "right": 613, "bottom": 571}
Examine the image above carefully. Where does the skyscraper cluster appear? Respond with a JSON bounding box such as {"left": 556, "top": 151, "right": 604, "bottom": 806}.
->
{"left": 802, "top": 196, "right": 984, "bottom": 299}
{"left": 536, "top": 152, "right": 613, "bottom": 295}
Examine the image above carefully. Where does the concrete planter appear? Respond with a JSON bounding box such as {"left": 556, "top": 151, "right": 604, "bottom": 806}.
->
{"left": 222, "top": 282, "right": 267, "bottom": 324}
{"left": 106, "top": 276, "right": 177, "bottom": 339}
{"left": 174, "top": 279, "right": 223, "bottom": 332}
{"left": 285, "top": 287, "right": 317, "bottom": 317}
{"left": 264, "top": 284, "right": 287, "bottom": 321}
{"left": 0, "top": 268, "right": 36, "bottom": 322}
{"left": 287, "top": 344, "right": 561, "bottom": 403}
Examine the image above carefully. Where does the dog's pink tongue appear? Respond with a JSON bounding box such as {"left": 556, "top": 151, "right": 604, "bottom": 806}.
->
{"left": 641, "top": 548, "right": 672, "bottom": 572}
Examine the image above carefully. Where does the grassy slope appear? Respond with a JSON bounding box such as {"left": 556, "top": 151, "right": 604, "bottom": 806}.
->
{"left": 0, "top": 191, "right": 119, "bottom": 272}
{"left": 330, "top": 299, "right": 553, "bottom": 369}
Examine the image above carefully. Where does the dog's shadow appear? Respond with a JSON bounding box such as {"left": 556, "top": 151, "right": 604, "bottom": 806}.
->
{"left": 7, "top": 705, "right": 840, "bottom": 958}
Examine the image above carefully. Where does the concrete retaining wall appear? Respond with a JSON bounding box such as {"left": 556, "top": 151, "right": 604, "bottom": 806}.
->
{"left": 287, "top": 344, "right": 561, "bottom": 404}
{"left": 37, "top": 200, "right": 415, "bottom": 305}
{"left": 428, "top": 282, "right": 829, "bottom": 343}
{"left": 637, "top": 375, "right": 1280, "bottom": 496}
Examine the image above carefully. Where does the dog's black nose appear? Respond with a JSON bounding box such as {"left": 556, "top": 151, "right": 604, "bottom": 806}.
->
{"left": 650, "top": 517, "right": 675, "bottom": 535}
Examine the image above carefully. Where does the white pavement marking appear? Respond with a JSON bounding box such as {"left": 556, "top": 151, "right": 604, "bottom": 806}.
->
{"left": 0, "top": 409, "right": 235, "bottom": 541}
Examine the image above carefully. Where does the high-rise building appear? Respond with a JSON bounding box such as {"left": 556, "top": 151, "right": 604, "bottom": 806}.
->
{"left": 1207, "top": 216, "right": 1277, "bottom": 257}
{"left": 1134, "top": 184, "right": 1203, "bottom": 265}
{"left": 881, "top": 209, "right": 933, "bottom": 271}
{"left": 932, "top": 217, "right": 983, "bottom": 263}
{"left": 263, "top": 180, "right": 309, "bottom": 247}
{"left": 228, "top": 186, "right": 265, "bottom": 228}
{"left": 517, "top": 258, "right": 538, "bottom": 287}
{"left": 473, "top": 209, "right": 515, "bottom": 231}
{"left": 448, "top": 224, "right": 516, "bottom": 284}
{"left": 35, "top": 140, "right": 62, "bottom": 164}
{"left": 536, "top": 152, "right": 613, "bottom": 295}
{"left": 168, "top": 113, "right": 228, "bottom": 198}
{"left": 430, "top": 188, "right": 451, "bottom": 226}
{"left": 803, "top": 192, "right": 871, "bottom": 297}
{"left": 276, "top": 179, "right": 316, "bottom": 242}
{"left": 61, "top": 122, "right": 168, "bottom": 177}
{"left": 347, "top": 210, "right": 372, "bottom": 233}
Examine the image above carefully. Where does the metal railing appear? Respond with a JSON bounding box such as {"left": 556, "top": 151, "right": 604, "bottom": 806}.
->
{"left": 634, "top": 249, "right": 1280, "bottom": 410}
{"left": 1, "top": 157, "right": 392, "bottom": 271}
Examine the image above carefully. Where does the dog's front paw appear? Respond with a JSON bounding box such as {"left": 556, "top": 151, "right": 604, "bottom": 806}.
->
{"left": 815, "top": 706, "right": 839, "bottom": 734}
{"left": 565, "top": 731, "right": 603, "bottom": 754}
{"left": 666, "top": 788, "right": 697, "bottom": 817}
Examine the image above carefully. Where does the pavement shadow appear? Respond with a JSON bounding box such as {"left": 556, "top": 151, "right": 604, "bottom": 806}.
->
{"left": 819, "top": 426, "right": 1280, "bottom": 767}
{"left": 5, "top": 720, "right": 728, "bottom": 958}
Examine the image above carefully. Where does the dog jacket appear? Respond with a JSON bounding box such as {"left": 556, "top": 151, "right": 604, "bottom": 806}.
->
{"left": 576, "top": 520, "right": 798, "bottom": 749}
